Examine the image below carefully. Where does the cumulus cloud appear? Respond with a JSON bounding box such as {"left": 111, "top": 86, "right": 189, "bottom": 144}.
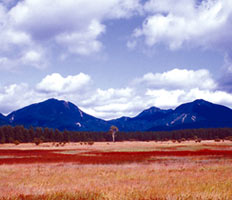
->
{"left": 133, "top": 0, "right": 232, "bottom": 51}
{"left": 36, "top": 73, "right": 91, "bottom": 94}
{"left": 0, "top": 83, "right": 38, "bottom": 114}
{"left": 80, "top": 87, "right": 138, "bottom": 119}
{"left": 145, "top": 89, "right": 185, "bottom": 108}
{"left": 55, "top": 20, "right": 105, "bottom": 55}
{"left": 133, "top": 68, "right": 217, "bottom": 90}
{"left": 1, "top": 69, "right": 232, "bottom": 120}
{"left": 0, "top": 0, "right": 141, "bottom": 70}
{"left": 143, "top": 88, "right": 232, "bottom": 110}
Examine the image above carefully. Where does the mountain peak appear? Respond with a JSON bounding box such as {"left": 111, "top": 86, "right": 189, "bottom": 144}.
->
{"left": 6, "top": 98, "right": 110, "bottom": 131}
{"left": 193, "top": 99, "right": 211, "bottom": 105}
{"left": 43, "top": 98, "right": 71, "bottom": 104}
{"left": 175, "top": 99, "right": 211, "bottom": 113}
{"left": 141, "top": 106, "right": 161, "bottom": 113}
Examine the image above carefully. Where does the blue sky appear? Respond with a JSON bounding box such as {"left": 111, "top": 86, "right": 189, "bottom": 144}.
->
{"left": 0, "top": 0, "right": 232, "bottom": 119}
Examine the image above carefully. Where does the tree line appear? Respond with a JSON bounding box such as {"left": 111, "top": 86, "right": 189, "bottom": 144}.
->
{"left": 0, "top": 125, "right": 232, "bottom": 144}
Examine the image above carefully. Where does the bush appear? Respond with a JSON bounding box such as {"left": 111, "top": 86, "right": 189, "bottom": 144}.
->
{"left": 0, "top": 137, "right": 5, "bottom": 144}
{"left": 61, "top": 142, "right": 66, "bottom": 147}
{"left": 88, "top": 141, "right": 94, "bottom": 145}
{"left": 181, "top": 138, "right": 186, "bottom": 142}
{"left": 13, "top": 140, "right": 20, "bottom": 145}
{"left": 195, "top": 138, "right": 201, "bottom": 143}
{"left": 33, "top": 138, "right": 42, "bottom": 146}
{"left": 225, "top": 136, "right": 232, "bottom": 141}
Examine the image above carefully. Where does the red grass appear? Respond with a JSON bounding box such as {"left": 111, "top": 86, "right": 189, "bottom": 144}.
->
{"left": 0, "top": 148, "right": 231, "bottom": 165}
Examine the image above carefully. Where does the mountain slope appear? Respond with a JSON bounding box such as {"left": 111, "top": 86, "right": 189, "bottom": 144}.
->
{"left": 0, "top": 113, "right": 8, "bottom": 126}
{"left": 109, "top": 99, "right": 232, "bottom": 131}
{"left": 7, "top": 98, "right": 110, "bottom": 131}
{"left": 109, "top": 107, "right": 173, "bottom": 131}
{"left": 148, "top": 99, "right": 232, "bottom": 131}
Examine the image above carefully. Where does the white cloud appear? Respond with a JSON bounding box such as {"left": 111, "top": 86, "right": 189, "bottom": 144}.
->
{"left": 55, "top": 20, "right": 105, "bottom": 55}
{"left": 80, "top": 91, "right": 146, "bottom": 120}
{"left": 145, "top": 89, "right": 185, "bottom": 108}
{"left": 183, "top": 88, "right": 232, "bottom": 105}
{"left": 144, "top": 0, "right": 195, "bottom": 15}
{"left": 80, "top": 87, "right": 138, "bottom": 119}
{"left": 133, "top": 0, "right": 232, "bottom": 51}
{"left": 22, "top": 50, "right": 41, "bottom": 62}
{"left": 134, "top": 68, "right": 216, "bottom": 90}
{"left": 1, "top": 69, "right": 232, "bottom": 120}
{"left": 36, "top": 73, "right": 91, "bottom": 94}
{"left": 20, "top": 49, "right": 48, "bottom": 69}
{"left": 0, "top": 0, "right": 141, "bottom": 70}
{"left": 0, "top": 83, "right": 37, "bottom": 114}
{"left": 143, "top": 87, "right": 232, "bottom": 111}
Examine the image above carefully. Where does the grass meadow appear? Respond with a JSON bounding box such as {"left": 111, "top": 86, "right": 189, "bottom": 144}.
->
{"left": 0, "top": 141, "right": 231, "bottom": 200}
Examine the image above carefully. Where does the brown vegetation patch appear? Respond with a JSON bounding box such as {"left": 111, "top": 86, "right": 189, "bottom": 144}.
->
{"left": 0, "top": 142, "right": 232, "bottom": 199}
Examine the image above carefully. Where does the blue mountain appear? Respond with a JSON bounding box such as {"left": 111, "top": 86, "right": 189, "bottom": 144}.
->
{"left": 147, "top": 99, "right": 232, "bottom": 131}
{"left": 108, "top": 107, "right": 173, "bottom": 131}
{"left": 0, "top": 113, "right": 8, "bottom": 126}
{"left": 109, "top": 99, "right": 232, "bottom": 131}
{"left": 0, "top": 98, "right": 231, "bottom": 131}
{"left": 7, "top": 98, "right": 110, "bottom": 131}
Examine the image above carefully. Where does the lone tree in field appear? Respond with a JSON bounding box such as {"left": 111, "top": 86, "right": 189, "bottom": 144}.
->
{"left": 109, "top": 125, "right": 118, "bottom": 142}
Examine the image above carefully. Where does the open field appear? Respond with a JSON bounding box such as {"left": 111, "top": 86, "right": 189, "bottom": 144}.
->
{"left": 0, "top": 141, "right": 232, "bottom": 199}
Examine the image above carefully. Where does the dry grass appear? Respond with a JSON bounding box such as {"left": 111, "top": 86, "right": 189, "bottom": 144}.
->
{"left": 1, "top": 140, "right": 232, "bottom": 151}
{"left": 0, "top": 141, "right": 232, "bottom": 199}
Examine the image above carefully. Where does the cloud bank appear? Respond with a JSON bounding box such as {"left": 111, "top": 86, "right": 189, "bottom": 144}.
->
{"left": 0, "top": 69, "right": 232, "bottom": 120}
{"left": 0, "top": 0, "right": 141, "bottom": 69}
{"left": 134, "top": 0, "right": 232, "bottom": 51}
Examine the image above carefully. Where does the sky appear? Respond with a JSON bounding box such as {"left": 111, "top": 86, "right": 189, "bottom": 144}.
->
{"left": 0, "top": 0, "right": 232, "bottom": 120}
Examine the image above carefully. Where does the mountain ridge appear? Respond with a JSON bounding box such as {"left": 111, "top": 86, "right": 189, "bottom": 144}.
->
{"left": 0, "top": 98, "right": 232, "bottom": 131}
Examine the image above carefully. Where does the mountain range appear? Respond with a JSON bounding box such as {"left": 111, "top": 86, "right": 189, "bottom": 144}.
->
{"left": 0, "top": 98, "right": 232, "bottom": 131}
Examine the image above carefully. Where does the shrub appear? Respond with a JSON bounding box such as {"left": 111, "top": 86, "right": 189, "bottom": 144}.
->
{"left": 13, "top": 140, "right": 20, "bottom": 145}
{"left": 195, "top": 138, "right": 201, "bottom": 143}
{"left": 0, "top": 137, "right": 5, "bottom": 144}
{"left": 88, "top": 141, "right": 94, "bottom": 145}
{"left": 33, "top": 138, "right": 42, "bottom": 146}
{"left": 225, "top": 136, "right": 232, "bottom": 141}
{"left": 181, "top": 138, "right": 186, "bottom": 142}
